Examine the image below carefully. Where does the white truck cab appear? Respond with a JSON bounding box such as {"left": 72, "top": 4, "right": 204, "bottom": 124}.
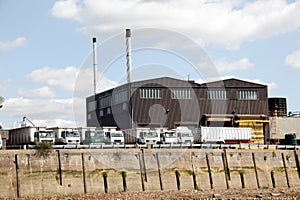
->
{"left": 50, "top": 127, "right": 81, "bottom": 145}
{"left": 176, "top": 126, "right": 194, "bottom": 144}
{"left": 159, "top": 129, "right": 178, "bottom": 144}
{"left": 103, "top": 127, "right": 125, "bottom": 145}
{"left": 138, "top": 129, "right": 160, "bottom": 145}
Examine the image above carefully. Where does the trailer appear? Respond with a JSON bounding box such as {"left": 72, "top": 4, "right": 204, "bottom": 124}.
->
{"left": 9, "top": 126, "right": 55, "bottom": 146}
{"left": 49, "top": 127, "right": 80, "bottom": 145}
{"left": 199, "top": 127, "right": 253, "bottom": 144}
{"left": 124, "top": 128, "right": 160, "bottom": 145}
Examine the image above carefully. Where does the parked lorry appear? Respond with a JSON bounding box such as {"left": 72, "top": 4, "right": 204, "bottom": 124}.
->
{"left": 199, "top": 126, "right": 253, "bottom": 144}
{"left": 80, "top": 127, "right": 109, "bottom": 145}
{"left": 0, "top": 134, "right": 2, "bottom": 149}
{"left": 124, "top": 128, "right": 160, "bottom": 145}
{"left": 102, "top": 127, "right": 124, "bottom": 145}
{"left": 9, "top": 126, "right": 55, "bottom": 146}
{"left": 49, "top": 127, "right": 80, "bottom": 145}
{"left": 175, "top": 126, "right": 194, "bottom": 144}
{"left": 158, "top": 128, "right": 178, "bottom": 144}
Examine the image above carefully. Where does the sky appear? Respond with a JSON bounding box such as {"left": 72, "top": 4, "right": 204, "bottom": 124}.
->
{"left": 1, "top": 0, "right": 300, "bottom": 129}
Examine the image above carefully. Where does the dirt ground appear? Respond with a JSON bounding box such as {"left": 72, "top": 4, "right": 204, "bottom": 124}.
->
{"left": 3, "top": 188, "right": 300, "bottom": 200}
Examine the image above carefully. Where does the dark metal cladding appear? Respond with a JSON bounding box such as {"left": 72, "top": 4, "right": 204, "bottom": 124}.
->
{"left": 86, "top": 77, "right": 269, "bottom": 129}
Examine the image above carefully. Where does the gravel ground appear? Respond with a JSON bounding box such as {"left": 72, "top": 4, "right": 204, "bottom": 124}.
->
{"left": 3, "top": 188, "right": 300, "bottom": 200}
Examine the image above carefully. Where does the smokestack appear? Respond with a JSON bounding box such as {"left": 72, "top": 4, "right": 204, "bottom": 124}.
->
{"left": 126, "top": 29, "right": 132, "bottom": 83}
{"left": 92, "top": 37, "right": 97, "bottom": 94}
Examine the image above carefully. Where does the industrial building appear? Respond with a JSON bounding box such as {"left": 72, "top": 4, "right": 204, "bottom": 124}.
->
{"left": 86, "top": 77, "right": 269, "bottom": 132}
{"left": 86, "top": 30, "right": 271, "bottom": 144}
{"left": 268, "top": 97, "right": 287, "bottom": 117}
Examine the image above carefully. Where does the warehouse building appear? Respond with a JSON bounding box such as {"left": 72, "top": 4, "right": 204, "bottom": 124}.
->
{"left": 86, "top": 76, "right": 269, "bottom": 130}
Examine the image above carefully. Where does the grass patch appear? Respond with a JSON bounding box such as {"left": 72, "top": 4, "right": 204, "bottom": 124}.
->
{"left": 34, "top": 142, "right": 53, "bottom": 158}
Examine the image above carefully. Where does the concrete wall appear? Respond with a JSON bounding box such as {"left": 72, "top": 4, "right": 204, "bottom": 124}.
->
{"left": 0, "top": 148, "right": 299, "bottom": 198}
{"left": 270, "top": 117, "right": 300, "bottom": 139}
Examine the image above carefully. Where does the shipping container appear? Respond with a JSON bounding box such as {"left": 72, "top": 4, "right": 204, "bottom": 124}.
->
{"left": 200, "top": 127, "right": 252, "bottom": 144}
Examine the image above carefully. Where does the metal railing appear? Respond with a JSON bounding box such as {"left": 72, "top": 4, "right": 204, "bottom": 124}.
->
{"left": 19, "top": 143, "right": 300, "bottom": 150}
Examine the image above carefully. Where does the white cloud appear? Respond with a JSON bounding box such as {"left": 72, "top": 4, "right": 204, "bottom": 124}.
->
{"left": 242, "top": 78, "right": 277, "bottom": 91}
{"left": 26, "top": 119, "right": 77, "bottom": 128}
{"left": 0, "top": 37, "right": 27, "bottom": 52}
{"left": 74, "top": 67, "right": 118, "bottom": 94}
{"left": 285, "top": 49, "right": 300, "bottom": 69}
{"left": 26, "top": 66, "right": 79, "bottom": 91}
{"left": 26, "top": 66, "right": 117, "bottom": 93}
{"left": 51, "top": 0, "right": 81, "bottom": 19}
{"left": 17, "top": 87, "right": 56, "bottom": 99}
{"left": 216, "top": 58, "right": 254, "bottom": 72}
{"left": 0, "top": 64, "right": 118, "bottom": 128}
{"left": 51, "top": 0, "right": 300, "bottom": 49}
{"left": 1, "top": 97, "right": 79, "bottom": 128}
{"left": 0, "top": 79, "right": 12, "bottom": 92}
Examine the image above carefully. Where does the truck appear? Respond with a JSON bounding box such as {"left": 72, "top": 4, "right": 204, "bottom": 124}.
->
{"left": 49, "top": 127, "right": 80, "bottom": 145}
{"left": 80, "top": 127, "right": 109, "bottom": 145}
{"left": 0, "top": 134, "right": 2, "bottom": 149}
{"left": 158, "top": 128, "right": 178, "bottom": 144}
{"left": 199, "top": 126, "right": 253, "bottom": 144}
{"left": 124, "top": 128, "right": 160, "bottom": 145}
{"left": 102, "top": 127, "right": 124, "bottom": 145}
{"left": 175, "top": 126, "right": 194, "bottom": 144}
{"left": 9, "top": 126, "right": 55, "bottom": 146}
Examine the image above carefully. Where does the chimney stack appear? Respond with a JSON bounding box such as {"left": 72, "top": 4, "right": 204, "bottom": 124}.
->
{"left": 126, "top": 29, "right": 132, "bottom": 83}
{"left": 92, "top": 37, "right": 97, "bottom": 94}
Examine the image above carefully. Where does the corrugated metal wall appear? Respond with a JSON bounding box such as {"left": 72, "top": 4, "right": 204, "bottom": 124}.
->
{"left": 86, "top": 77, "right": 269, "bottom": 130}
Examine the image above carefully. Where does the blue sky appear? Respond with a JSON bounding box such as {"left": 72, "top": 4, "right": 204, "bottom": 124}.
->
{"left": 1, "top": 0, "right": 300, "bottom": 129}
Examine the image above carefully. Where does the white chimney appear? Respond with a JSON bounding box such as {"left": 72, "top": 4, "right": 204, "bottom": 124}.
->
{"left": 92, "top": 37, "right": 97, "bottom": 94}
{"left": 126, "top": 29, "right": 132, "bottom": 83}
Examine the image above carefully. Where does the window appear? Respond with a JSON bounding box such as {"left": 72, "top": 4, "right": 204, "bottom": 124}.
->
{"left": 114, "top": 90, "right": 128, "bottom": 104}
{"left": 107, "top": 107, "right": 111, "bottom": 114}
{"left": 208, "top": 90, "right": 228, "bottom": 99}
{"left": 171, "top": 89, "right": 192, "bottom": 99}
{"left": 99, "top": 110, "right": 103, "bottom": 117}
{"left": 88, "top": 100, "right": 96, "bottom": 112}
{"left": 140, "top": 88, "right": 162, "bottom": 99}
{"left": 122, "top": 102, "right": 127, "bottom": 110}
{"left": 99, "top": 95, "right": 111, "bottom": 108}
{"left": 238, "top": 90, "right": 258, "bottom": 100}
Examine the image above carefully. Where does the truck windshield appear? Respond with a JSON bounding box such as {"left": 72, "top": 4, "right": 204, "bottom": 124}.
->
{"left": 164, "top": 132, "right": 176, "bottom": 138}
{"left": 39, "top": 131, "right": 54, "bottom": 138}
{"left": 94, "top": 130, "right": 105, "bottom": 137}
{"left": 66, "top": 131, "right": 79, "bottom": 137}
{"left": 145, "top": 131, "right": 157, "bottom": 138}
{"left": 111, "top": 131, "right": 123, "bottom": 137}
